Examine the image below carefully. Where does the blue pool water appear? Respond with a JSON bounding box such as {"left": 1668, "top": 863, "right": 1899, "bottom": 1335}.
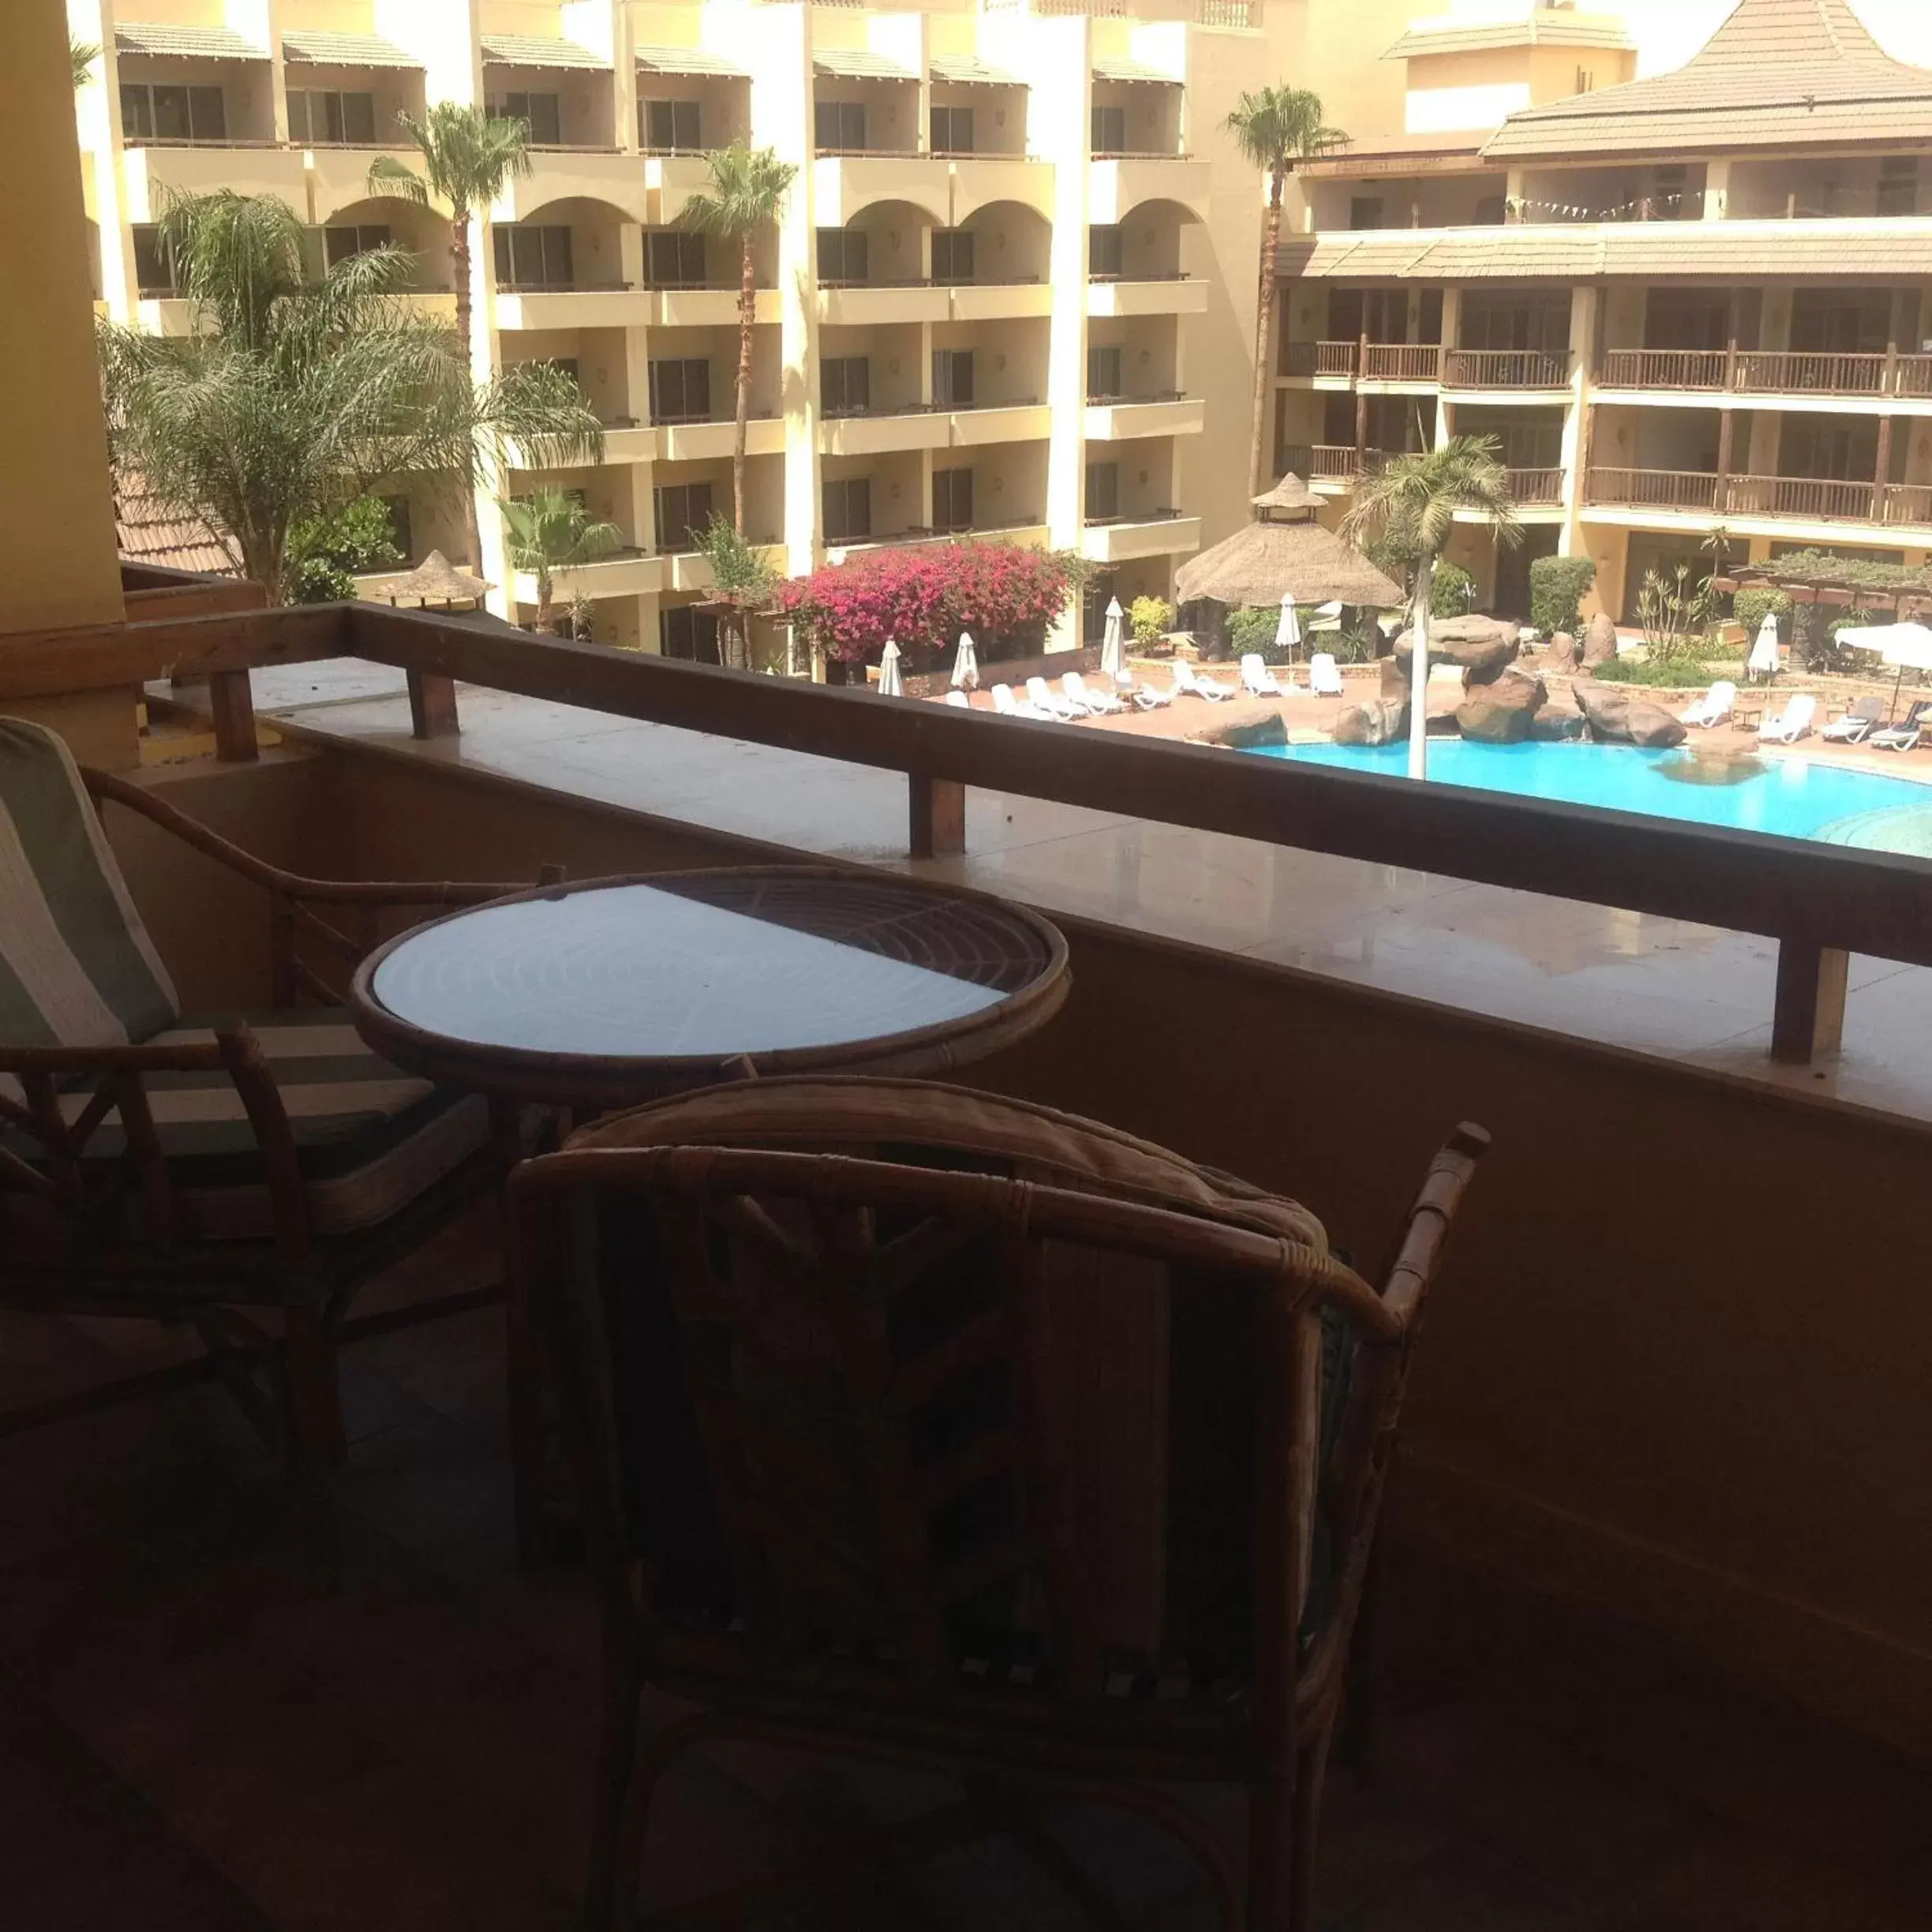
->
{"left": 1249, "top": 739, "right": 1932, "bottom": 856}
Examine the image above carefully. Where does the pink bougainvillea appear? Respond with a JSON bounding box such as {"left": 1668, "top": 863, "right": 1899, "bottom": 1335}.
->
{"left": 775, "top": 541, "right": 1080, "bottom": 662}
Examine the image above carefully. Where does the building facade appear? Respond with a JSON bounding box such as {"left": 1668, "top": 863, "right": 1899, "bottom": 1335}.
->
{"left": 1274, "top": 0, "right": 1932, "bottom": 624}
{"left": 72, "top": 0, "right": 1301, "bottom": 656}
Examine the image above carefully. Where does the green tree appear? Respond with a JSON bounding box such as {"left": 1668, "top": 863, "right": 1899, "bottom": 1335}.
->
{"left": 1341, "top": 436, "right": 1520, "bottom": 781}
{"left": 1224, "top": 86, "right": 1346, "bottom": 494}
{"left": 71, "top": 39, "right": 99, "bottom": 88}
{"left": 369, "top": 104, "right": 534, "bottom": 564}
{"left": 679, "top": 144, "right": 798, "bottom": 540}
{"left": 499, "top": 487, "right": 622, "bottom": 633}
{"left": 286, "top": 494, "right": 402, "bottom": 603}
{"left": 99, "top": 190, "right": 601, "bottom": 603}
{"left": 691, "top": 514, "right": 778, "bottom": 672}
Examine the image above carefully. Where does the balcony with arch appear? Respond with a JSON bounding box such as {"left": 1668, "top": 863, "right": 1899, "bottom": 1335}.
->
{"left": 489, "top": 198, "right": 644, "bottom": 331}
{"left": 1086, "top": 198, "right": 1205, "bottom": 319}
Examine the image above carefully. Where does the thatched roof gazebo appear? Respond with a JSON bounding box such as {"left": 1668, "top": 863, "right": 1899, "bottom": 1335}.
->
{"left": 1175, "top": 476, "right": 1402, "bottom": 611}
{"left": 381, "top": 550, "right": 492, "bottom": 611}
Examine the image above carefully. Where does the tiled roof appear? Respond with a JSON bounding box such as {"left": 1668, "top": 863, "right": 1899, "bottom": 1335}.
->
{"left": 114, "top": 484, "right": 240, "bottom": 578}
{"left": 479, "top": 34, "right": 608, "bottom": 70}
{"left": 1091, "top": 56, "right": 1180, "bottom": 84}
{"left": 812, "top": 50, "right": 917, "bottom": 80}
{"left": 114, "top": 21, "right": 267, "bottom": 62}
{"left": 282, "top": 31, "right": 418, "bottom": 69}
{"left": 1299, "top": 130, "right": 1496, "bottom": 178}
{"left": 1278, "top": 219, "right": 1932, "bottom": 281}
{"left": 1482, "top": 0, "right": 1932, "bottom": 160}
{"left": 635, "top": 46, "right": 747, "bottom": 77}
{"left": 1385, "top": 16, "right": 1634, "bottom": 60}
{"left": 928, "top": 54, "right": 1022, "bottom": 87}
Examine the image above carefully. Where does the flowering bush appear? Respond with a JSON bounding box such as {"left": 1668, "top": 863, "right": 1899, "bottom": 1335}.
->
{"left": 776, "top": 541, "right": 1081, "bottom": 662}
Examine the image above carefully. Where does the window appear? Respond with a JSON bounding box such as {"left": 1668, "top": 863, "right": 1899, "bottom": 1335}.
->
{"left": 932, "top": 350, "right": 974, "bottom": 407}
{"left": 648, "top": 358, "right": 712, "bottom": 423}
{"left": 823, "top": 477, "right": 872, "bottom": 541}
{"left": 930, "top": 105, "right": 973, "bottom": 154}
{"left": 1085, "top": 461, "right": 1120, "bottom": 521}
{"left": 324, "top": 223, "right": 392, "bottom": 266}
{"left": 489, "top": 91, "right": 561, "bottom": 145}
{"left": 1086, "top": 343, "right": 1122, "bottom": 399}
{"left": 288, "top": 89, "right": 376, "bottom": 145}
{"left": 1091, "top": 104, "right": 1126, "bottom": 155}
{"left": 815, "top": 228, "right": 868, "bottom": 283}
{"left": 661, "top": 604, "right": 721, "bottom": 663}
{"left": 642, "top": 99, "right": 701, "bottom": 151}
{"left": 119, "top": 83, "right": 226, "bottom": 142}
{"left": 1474, "top": 194, "right": 1507, "bottom": 226}
{"left": 653, "top": 482, "right": 714, "bottom": 551}
{"left": 930, "top": 228, "right": 975, "bottom": 283}
{"left": 131, "top": 225, "right": 174, "bottom": 295}
{"left": 492, "top": 225, "right": 573, "bottom": 289}
{"left": 646, "top": 230, "right": 706, "bottom": 287}
{"left": 814, "top": 99, "right": 866, "bottom": 152}
{"left": 381, "top": 496, "right": 414, "bottom": 562}
{"left": 1088, "top": 225, "right": 1122, "bottom": 279}
{"left": 1349, "top": 197, "right": 1386, "bottom": 232}
{"left": 933, "top": 468, "right": 973, "bottom": 533}
{"left": 1880, "top": 157, "right": 1919, "bottom": 219}
{"left": 821, "top": 358, "right": 871, "bottom": 416}
{"left": 1574, "top": 66, "right": 1595, "bottom": 94}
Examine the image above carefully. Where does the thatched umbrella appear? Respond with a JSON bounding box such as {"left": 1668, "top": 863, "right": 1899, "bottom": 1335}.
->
{"left": 382, "top": 550, "right": 492, "bottom": 611}
{"left": 1175, "top": 476, "right": 1402, "bottom": 612}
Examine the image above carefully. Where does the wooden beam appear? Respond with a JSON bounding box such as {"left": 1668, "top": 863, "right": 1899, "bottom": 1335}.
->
{"left": 0, "top": 603, "right": 349, "bottom": 699}
{"left": 406, "top": 669, "right": 460, "bottom": 739}
{"left": 908, "top": 774, "right": 966, "bottom": 860}
{"left": 206, "top": 669, "right": 258, "bottom": 763}
{"left": 1772, "top": 940, "right": 1849, "bottom": 1064}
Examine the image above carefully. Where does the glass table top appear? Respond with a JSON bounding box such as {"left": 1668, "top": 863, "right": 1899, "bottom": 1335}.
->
{"left": 369, "top": 871, "right": 1058, "bottom": 1063}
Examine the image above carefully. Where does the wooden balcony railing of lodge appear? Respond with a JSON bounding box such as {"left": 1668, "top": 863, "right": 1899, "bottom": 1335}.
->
{"left": 13, "top": 574, "right": 1932, "bottom": 1069}
{"left": 1600, "top": 347, "right": 1932, "bottom": 399}
{"left": 1587, "top": 469, "right": 1932, "bottom": 529}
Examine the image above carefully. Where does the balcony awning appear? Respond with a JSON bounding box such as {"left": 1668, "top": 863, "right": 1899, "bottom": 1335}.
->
{"left": 928, "top": 54, "right": 1022, "bottom": 87}
{"left": 114, "top": 22, "right": 268, "bottom": 62}
{"left": 1091, "top": 57, "right": 1178, "bottom": 84}
{"left": 480, "top": 35, "right": 610, "bottom": 71}
{"left": 282, "top": 31, "right": 420, "bottom": 69}
{"left": 635, "top": 46, "right": 747, "bottom": 77}
{"left": 1384, "top": 16, "right": 1634, "bottom": 59}
{"left": 812, "top": 51, "right": 918, "bottom": 80}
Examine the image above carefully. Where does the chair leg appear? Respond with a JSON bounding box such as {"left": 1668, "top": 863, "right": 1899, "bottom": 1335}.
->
{"left": 283, "top": 1306, "right": 343, "bottom": 1586}
{"left": 504, "top": 1252, "right": 551, "bottom": 1570}
{"left": 1248, "top": 1714, "right": 1335, "bottom": 1932}
{"left": 1288, "top": 1721, "right": 1335, "bottom": 1932}
{"left": 583, "top": 1626, "right": 644, "bottom": 1932}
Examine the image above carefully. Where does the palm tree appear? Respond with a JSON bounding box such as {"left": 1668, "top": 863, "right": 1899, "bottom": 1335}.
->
{"left": 1224, "top": 87, "right": 1346, "bottom": 494}
{"left": 499, "top": 488, "right": 622, "bottom": 633}
{"left": 691, "top": 513, "right": 778, "bottom": 672}
{"left": 679, "top": 144, "right": 797, "bottom": 542}
{"left": 1341, "top": 436, "right": 1521, "bottom": 781}
{"left": 71, "top": 39, "right": 99, "bottom": 88}
{"left": 99, "top": 190, "right": 601, "bottom": 603}
{"left": 369, "top": 104, "right": 534, "bottom": 564}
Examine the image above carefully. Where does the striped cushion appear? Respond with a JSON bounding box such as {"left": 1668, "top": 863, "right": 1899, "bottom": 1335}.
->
{"left": 16, "top": 1009, "right": 489, "bottom": 1242}
{"left": 0, "top": 721, "right": 178, "bottom": 1096}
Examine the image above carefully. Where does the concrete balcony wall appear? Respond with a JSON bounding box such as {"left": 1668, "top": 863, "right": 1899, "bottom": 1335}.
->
{"left": 951, "top": 155, "right": 1054, "bottom": 223}
{"left": 949, "top": 282, "right": 1053, "bottom": 322}
{"left": 655, "top": 417, "right": 786, "bottom": 462}
{"left": 1083, "top": 395, "right": 1204, "bottom": 441}
{"left": 1086, "top": 277, "right": 1208, "bottom": 320}
{"left": 1088, "top": 158, "right": 1211, "bottom": 227}
{"left": 815, "top": 283, "right": 950, "bottom": 327}
{"left": 814, "top": 155, "right": 952, "bottom": 228}
{"left": 308, "top": 145, "right": 439, "bottom": 223}
{"left": 818, "top": 409, "right": 950, "bottom": 457}
{"left": 651, "top": 288, "right": 779, "bottom": 328}
{"left": 122, "top": 142, "right": 308, "bottom": 223}
{"left": 493, "top": 289, "right": 650, "bottom": 330}
{"left": 498, "top": 151, "right": 651, "bottom": 226}
{"left": 514, "top": 550, "right": 663, "bottom": 603}
{"left": 1078, "top": 512, "right": 1201, "bottom": 562}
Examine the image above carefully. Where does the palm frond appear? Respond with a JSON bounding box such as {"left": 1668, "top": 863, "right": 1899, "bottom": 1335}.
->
{"left": 679, "top": 142, "right": 798, "bottom": 238}
{"left": 71, "top": 39, "right": 99, "bottom": 88}
{"left": 1339, "top": 436, "right": 1522, "bottom": 564}
{"left": 1224, "top": 85, "right": 1347, "bottom": 170}
{"left": 389, "top": 103, "right": 532, "bottom": 215}
{"left": 365, "top": 152, "right": 431, "bottom": 208}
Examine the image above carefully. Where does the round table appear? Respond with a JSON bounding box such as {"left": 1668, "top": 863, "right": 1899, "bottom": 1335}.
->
{"left": 348, "top": 866, "right": 1070, "bottom": 1112}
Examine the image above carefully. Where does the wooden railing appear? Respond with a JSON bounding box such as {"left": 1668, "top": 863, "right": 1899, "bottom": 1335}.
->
{"left": 1895, "top": 354, "right": 1932, "bottom": 399}
{"left": 1279, "top": 339, "right": 1358, "bottom": 379}
{"left": 1444, "top": 349, "right": 1568, "bottom": 388}
{"left": 1505, "top": 467, "right": 1564, "bottom": 506}
{"left": 1735, "top": 351, "right": 1886, "bottom": 396}
{"left": 1361, "top": 342, "right": 1442, "bottom": 383}
{"left": 1600, "top": 348, "right": 1728, "bottom": 391}
{"left": 1881, "top": 485, "right": 1932, "bottom": 529}
{"left": 1724, "top": 474, "right": 1876, "bottom": 522}
{"left": 9, "top": 597, "right": 1930, "bottom": 1063}
{"left": 1584, "top": 468, "right": 1719, "bottom": 512}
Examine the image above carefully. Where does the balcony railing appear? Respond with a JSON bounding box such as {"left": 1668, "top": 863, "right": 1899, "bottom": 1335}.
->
{"left": 1505, "top": 467, "right": 1564, "bottom": 506}
{"left": 1723, "top": 474, "right": 1876, "bottom": 522}
{"left": 1600, "top": 349, "right": 1728, "bottom": 391}
{"left": 1735, "top": 351, "right": 1887, "bottom": 397}
{"left": 1586, "top": 468, "right": 1932, "bottom": 527}
{"left": 1361, "top": 343, "right": 1443, "bottom": 383}
{"left": 1278, "top": 339, "right": 1357, "bottom": 379}
{"left": 1444, "top": 349, "right": 1569, "bottom": 388}
{"left": 1585, "top": 468, "right": 1719, "bottom": 512}
{"left": 1601, "top": 347, "right": 1932, "bottom": 400}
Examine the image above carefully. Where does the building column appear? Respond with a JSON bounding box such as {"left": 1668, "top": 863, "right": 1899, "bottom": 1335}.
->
{"left": 1702, "top": 157, "right": 1730, "bottom": 222}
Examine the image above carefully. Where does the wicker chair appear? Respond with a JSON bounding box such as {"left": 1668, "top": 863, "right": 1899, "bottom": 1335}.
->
{"left": 508, "top": 1076, "right": 1488, "bottom": 1930}
{"left": 0, "top": 719, "right": 524, "bottom": 1573}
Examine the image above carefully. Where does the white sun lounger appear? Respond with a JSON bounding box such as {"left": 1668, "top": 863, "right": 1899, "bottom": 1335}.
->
{"left": 1025, "top": 675, "right": 1084, "bottom": 721}
{"left": 1133, "top": 676, "right": 1173, "bottom": 710}
{"left": 945, "top": 690, "right": 972, "bottom": 709}
{"left": 990, "top": 683, "right": 1045, "bottom": 720}
{"left": 1064, "top": 671, "right": 1125, "bottom": 715}
{"left": 1680, "top": 680, "right": 1736, "bottom": 729}
{"left": 1309, "top": 653, "right": 1344, "bottom": 697}
{"left": 1758, "top": 692, "right": 1817, "bottom": 744}
{"left": 1171, "top": 661, "right": 1234, "bottom": 702}
{"left": 1240, "top": 654, "right": 1284, "bottom": 698}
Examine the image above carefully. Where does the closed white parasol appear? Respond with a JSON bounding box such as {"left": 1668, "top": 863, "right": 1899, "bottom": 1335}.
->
{"left": 878, "top": 637, "right": 904, "bottom": 698}
{"left": 950, "top": 631, "right": 979, "bottom": 691}
{"left": 1275, "top": 592, "right": 1301, "bottom": 657}
{"left": 1747, "top": 613, "right": 1781, "bottom": 680}
{"left": 1100, "top": 597, "right": 1125, "bottom": 681}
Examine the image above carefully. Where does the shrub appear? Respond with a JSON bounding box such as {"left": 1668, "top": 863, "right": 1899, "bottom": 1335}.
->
{"left": 1528, "top": 555, "right": 1596, "bottom": 638}
{"left": 776, "top": 540, "right": 1080, "bottom": 662}
{"left": 1430, "top": 562, "right": 1475, "bottom": 619}
{"left": 1732, "top": 586, "right": 1792, "bottom": 644}
{"left": 1591, "top": 656, "right": 1714, "bottom": 689}
{"left": 1128, "top": 595, "right": 1174, "bottom": 646}
{"left": 286, "top": 495, "right": 401, "bottom": 604}
{"left": 1327, "top": 620, "right": 1381, "bottom": 665}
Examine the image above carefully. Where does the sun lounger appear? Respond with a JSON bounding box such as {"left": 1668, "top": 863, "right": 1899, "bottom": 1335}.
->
{"left": 1758, "top": 692, "right": 1818, "bottom": 744}
{"left": 1309, "top": 653, "right": 1344, "bottom": 697}
{"left": 1870, "top": 700, "right": 1932, "bottom": 752}
{"left": 1822, "top": 695, "right": 1885, "bottom": 743}
{"left": 1680, "top": 680, "right": 1737, "bottom": 729}
{"left": 1064, "top": 671, "right": 1125, "bottom": 715}
{"left": 1024, "top": 675, "right": 1083, "bottom": 721}
{"left": 1171, "top": 661, "right": 1234, "bottom": 702}
{"left": 1240, "top": 654, "right": 1284, "bottom": 698}
{"left": 1132, "top": 677, "right": 1173, "bottom": 710}
{"left": 945, "top": 690, "right": 972, "bottom": 709}
{"left": 991, "top": 683, "right": 1046, "bottom": 720}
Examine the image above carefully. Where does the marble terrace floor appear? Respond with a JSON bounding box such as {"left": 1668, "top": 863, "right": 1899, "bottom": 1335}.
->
{"left": 2, "top": 1211, "right": 1930, "bottom": 1932}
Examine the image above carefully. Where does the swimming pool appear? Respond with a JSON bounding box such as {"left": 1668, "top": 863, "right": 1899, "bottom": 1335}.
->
{"left": 1248, "top": 739, "right": 1932, "bottom": 856}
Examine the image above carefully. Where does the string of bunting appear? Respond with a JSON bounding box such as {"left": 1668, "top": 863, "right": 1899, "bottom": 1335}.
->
{"left": 1503, "top": 190, "right": 1701, "bottom": 222}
